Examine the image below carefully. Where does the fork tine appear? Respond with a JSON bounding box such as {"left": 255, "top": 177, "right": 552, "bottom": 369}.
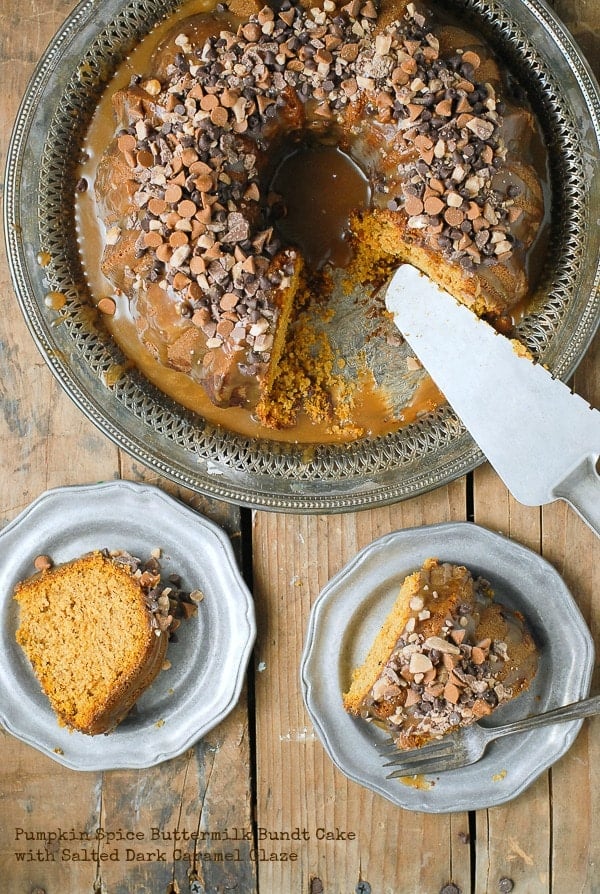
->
{"left": 382, "top": 741, "right": 456, "bottom": 768}
{"left": 383, "top": 753, "right": 455, "bottom": 774}
{"left": 386, "top": 758, "right": 454, "bottom": 778}
{"left": 386, "top": 747, "right": 474, "bottom": 777}
{"left": 383, "top": 750, "right": 453, "bottom": 770}
{"left": 387, "top": 751, "right": 464, "bottom": 776}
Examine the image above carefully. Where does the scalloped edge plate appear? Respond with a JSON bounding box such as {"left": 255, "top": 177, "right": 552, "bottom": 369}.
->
{"left": 0, "top": 480, "right": 255, "bottom": 770}
{"left": 301, "top": 522, "right": 594, "bottom": 812}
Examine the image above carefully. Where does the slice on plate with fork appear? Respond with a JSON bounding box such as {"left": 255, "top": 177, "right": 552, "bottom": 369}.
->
{"left": 343, "top": 558, "right": 538, "bottom": 755}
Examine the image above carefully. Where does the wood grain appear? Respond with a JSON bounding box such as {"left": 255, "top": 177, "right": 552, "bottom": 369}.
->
{"left": 252, "top": 487, "right": 473, "bottom": 894}
{"left": 1, "top": 8, "right": 114, "bottom": 889}
{"left": 0, "top": 1, "right": 253, "bottom": 880}
{"left": 472, "top": 257, "right": 600, "bottom": 893}
{"left": 1, "top": 0, "right": 599, "bottom": 891}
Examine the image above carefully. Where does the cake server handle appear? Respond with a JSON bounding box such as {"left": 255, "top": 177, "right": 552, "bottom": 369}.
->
{"left": 552, "top": 456, "right": 600, "bottom": 538}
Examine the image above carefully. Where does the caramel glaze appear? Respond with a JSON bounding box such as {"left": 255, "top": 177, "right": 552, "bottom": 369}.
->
{"left": 77, "top": 0, "right": 392, "bottom": 443}
{"left": 271, "top": 142, "right": 372, "bottom": 270}
{"left": 76, "top": 0, "right": 550, "bottom": 444}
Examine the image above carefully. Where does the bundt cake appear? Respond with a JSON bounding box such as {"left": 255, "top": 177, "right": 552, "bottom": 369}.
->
{"left": 93, "top": 0, "right": 545, "bottom": 428}
{"left": 343, "top": 558, "right": 538, "bottom": 749}
{"left": 14, "top": 549, "right": 175, "bottom": 735}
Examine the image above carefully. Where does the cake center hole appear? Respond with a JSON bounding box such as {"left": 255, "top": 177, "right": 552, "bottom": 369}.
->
{"left": 270, "top": 144, "right": 371, "bottom": 271}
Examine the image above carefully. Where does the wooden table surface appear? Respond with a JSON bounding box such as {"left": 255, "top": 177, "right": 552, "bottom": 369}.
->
{"left": 1, "top": 1, "right": 598, "bottom": 892}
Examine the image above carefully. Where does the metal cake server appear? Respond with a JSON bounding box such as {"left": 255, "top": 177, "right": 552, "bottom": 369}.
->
{"left": 385, "top": 265, "right": 600, "bottom": 537}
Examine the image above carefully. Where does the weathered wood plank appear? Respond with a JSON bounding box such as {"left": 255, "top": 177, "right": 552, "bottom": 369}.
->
{"left": 252, "top": 486, "right": 472, "bottom": 894}
{"left": 544, "top": 303, "right": 600, "bottom": 893}
{"left": 0, "top": 2, "right": 255, "bottom": 880}
{"left": 473, "top": 0, "right": 600, "bottom": 886}
{"left": 1, "top": 0, "right": 255, "bottom": 886}
{"left": 472, "top": 252, "right": 600, "bottom": 890}
{"left": 100, "top": 461, "right": 256, "bottom": 894}
{"left": 0, "top": 6, "right": 120, "bottom": 886}
{"left": 452, "top": 465, "right": 554, "bottom": 894}
{"left": 471, "top": 345, "right": 599, "bottom": 894}
{"left": 0, "top": 744, "right": 102, "bottom": 893}
{"left": 93, "top": 707, "right": 255, "bottom": 894}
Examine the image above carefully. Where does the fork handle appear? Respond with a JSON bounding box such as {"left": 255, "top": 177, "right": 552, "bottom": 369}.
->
{"left": 490, "top": 693, "right": 600, "bottom": 740}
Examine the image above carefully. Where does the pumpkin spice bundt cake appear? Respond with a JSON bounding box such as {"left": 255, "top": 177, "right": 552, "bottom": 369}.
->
{"left": 93, "top": 0, "right": 545, "bottom": 430}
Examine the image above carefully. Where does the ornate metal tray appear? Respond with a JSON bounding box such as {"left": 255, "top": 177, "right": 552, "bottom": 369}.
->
{"left": 5, "top": 0, "right": 600, "bottom": 512}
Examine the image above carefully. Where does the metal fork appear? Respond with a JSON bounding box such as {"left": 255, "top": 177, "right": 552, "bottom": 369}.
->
{"left": 378, "top": 693, "right": 600, "bottom": 777}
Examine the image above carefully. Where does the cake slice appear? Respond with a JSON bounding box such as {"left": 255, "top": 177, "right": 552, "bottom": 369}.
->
{"left": 14, "top": 550, "right": 175, "bottom": 735}
{"left": 343, "top": 558, "right": 538, "bottom": 749}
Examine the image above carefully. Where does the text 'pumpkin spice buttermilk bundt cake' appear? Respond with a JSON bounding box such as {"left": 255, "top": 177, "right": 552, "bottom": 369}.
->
{"left": 86, "top": 0, "right": 546, "bottom": 438}
{"left": 343, "top": 558, "right": 538, "bottom": 749}
{"left": 14, "top": 549, "right": 198, "bottom": 735}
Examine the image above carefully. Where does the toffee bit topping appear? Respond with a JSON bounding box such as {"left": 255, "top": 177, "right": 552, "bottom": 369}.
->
{"left": 34, "top": 554, "right": 53, "bottom": 572}
{"left": 363, "top": 589, "right": 514, "bottom": 742}
{"left": 115, "top": 0, "right": 521, "bottom": 369}
{"left": 106, "top": 549, "right": 198, "bottom": 633}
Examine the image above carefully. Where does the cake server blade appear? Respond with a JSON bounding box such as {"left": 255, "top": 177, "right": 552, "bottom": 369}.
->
{"left": 385, "top": 265, "right": 600, "bottom": 537}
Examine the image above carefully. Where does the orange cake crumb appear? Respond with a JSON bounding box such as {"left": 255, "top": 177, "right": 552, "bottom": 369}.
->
{"left": 14, "top": 550, "right": 174, "bottom": 735}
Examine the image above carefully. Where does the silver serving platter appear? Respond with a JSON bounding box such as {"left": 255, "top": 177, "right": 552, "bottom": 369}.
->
{"left": 0, "top": 480, "right": 256, "bottom": 770}
{"left": 4, "top": 0, "right": 600, "bottom": 512}
{"left": 300, "top": 522, "right": 594, "bottom": 812}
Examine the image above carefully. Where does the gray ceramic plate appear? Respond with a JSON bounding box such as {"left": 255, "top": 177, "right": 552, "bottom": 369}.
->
{"left": 4, "top": 0, "right": 600, "bottom": 512}
{"left": 0, "top": 480, "right": 255, "bottom": 771}
{"left": 301, "top": 522, "right": 594, "bottom": 812}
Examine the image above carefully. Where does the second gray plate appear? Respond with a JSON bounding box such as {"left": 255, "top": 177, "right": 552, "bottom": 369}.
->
{"left": 301, "top": 522, "right": 594, "bottom": 812}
